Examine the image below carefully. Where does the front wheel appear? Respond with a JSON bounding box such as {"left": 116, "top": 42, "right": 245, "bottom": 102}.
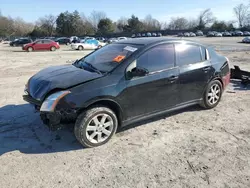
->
{"left": 74, "top": 106, "right": 118, "bottom": 148}
{"left": 27, "top": 47, "right": 33, "bottom": 52}
{"left": 200, "top": 80, "right": 223, "bottom": 109}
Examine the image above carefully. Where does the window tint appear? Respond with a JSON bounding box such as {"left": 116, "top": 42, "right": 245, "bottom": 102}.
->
{"left": 137, "top": 44, "right": 175, "bottom": 72}
{"left": 43, "top": 40, "right": 52, "bottom": 44}
{"left": 36, "top": 40, "right": 43, "bottom": 44}
{"left": 175, "top": 44, "right": 202, "bottom": 66}
{"left": 201, "top": 47, "right": 207, "bottom": 61}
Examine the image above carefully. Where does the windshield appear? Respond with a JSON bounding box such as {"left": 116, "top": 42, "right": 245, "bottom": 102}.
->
{"left": 74, "top": 43, "right": 141, "bottom": 73}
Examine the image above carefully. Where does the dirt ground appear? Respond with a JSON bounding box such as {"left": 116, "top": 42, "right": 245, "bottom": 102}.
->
{"left": 0, "top": 37, "right": 250, "bottom": 188}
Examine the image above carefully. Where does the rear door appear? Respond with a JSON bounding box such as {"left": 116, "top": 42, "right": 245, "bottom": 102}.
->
{"left": 120, "top": 44, "right": 179, "bottom": 119}
{"left": 42, "top": 40, "right": 52, "bottom": 50}
{"left": 175, "top": 43, "right": 214, "bottom": 104}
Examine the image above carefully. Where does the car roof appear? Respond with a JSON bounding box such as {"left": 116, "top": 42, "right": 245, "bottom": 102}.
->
{"left": 116, "top": 37, "right": 207, "bottom": 47}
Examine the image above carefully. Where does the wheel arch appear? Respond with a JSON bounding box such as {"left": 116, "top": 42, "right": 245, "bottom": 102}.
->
{"left": 78, "top": 98, "right": 123, "bottom": 126}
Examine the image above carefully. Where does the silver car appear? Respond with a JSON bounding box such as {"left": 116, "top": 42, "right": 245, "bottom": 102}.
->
{"left": 242, "top": 37, "right": 250, "bottom": 43}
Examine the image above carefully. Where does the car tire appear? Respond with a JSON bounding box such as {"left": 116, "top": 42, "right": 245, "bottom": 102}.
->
{"left": 50, "top": 46, "right": 56, "bottom": 51}
{"left": 27, "top": 47, "right": 33, "bottom": 52}
{"left": 78, "top": 46, "right": 83, "bottom": 50}
{"left": 74, "top": 106, "right": 118, "bottom": 148}
{"left": 200, "top": 80, "right": 223, "bottom": 109}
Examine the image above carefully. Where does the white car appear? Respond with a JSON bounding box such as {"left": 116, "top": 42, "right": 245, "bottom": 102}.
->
{"left": 71, "top": 39, "right": 106, "bottom": 50}
{"left": 117, "top": 37, "right": 127, "bottom": 41}
{"left": 214, "top": 32, "right": 223, "bottom": 37}
{"left": 242, "top": 37, "right": 250, "bottom": 43}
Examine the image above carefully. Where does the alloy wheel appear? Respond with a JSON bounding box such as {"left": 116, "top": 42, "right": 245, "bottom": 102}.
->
{"left": 86, "top": 114, "right": 114, "bottom": 144}
{"left": 207, "top": 84, "right": 221, "bottom": 105}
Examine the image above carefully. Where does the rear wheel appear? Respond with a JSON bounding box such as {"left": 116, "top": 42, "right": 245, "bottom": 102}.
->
{"left": 200, "top": 80, "right": 222, "bottom": 109}
{"left": 74, "top": 106, "right": 118, "bottom": 148}
{"left": 27, "top": 47, "right": 33, "bottom": 52}
{"left": 50, "top": 46, "right": 56, "bottom": 51}
{"left": 78, "top": 45, "right": 83, "bottom": 50}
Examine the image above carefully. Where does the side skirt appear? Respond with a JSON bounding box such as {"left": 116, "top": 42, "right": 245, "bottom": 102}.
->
{"left": 121, "top": 100, "right": 202, "bottom": 127}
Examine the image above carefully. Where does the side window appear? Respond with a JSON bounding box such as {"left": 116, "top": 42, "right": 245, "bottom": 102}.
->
{"left": 36, "top": 40, "right": 42, "bottom": 44}
{"left": 137, "top": 44, "right": 175, "bottom": 72}
{"left": 201, "top": 47, "right": 207, "bottom": 61}
{"left": 43, "top": 40, "right": 51, "bottom": 44}
{"left": 175, "top": 44, "right": 202, "bottom": 66}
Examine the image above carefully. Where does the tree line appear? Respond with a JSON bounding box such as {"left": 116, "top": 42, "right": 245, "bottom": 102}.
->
{"left": 0, "top": 2, "right": 250, "bottom": 37}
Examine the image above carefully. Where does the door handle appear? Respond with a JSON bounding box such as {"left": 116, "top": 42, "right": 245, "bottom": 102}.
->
{"left": 203, "top": 66, "right": 211, "bottom": 72}
{"left": 168, "top": 75, "right": 179, "bottom": 82}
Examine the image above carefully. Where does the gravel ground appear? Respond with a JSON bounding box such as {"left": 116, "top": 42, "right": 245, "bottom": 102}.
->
{"left": 0, "top": 37, "right": 250, "bottom": 188}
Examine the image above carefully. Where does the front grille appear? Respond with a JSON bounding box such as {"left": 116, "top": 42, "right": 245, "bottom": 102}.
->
{"left": 23, "top": 95, "right": 42, "bottom": 106}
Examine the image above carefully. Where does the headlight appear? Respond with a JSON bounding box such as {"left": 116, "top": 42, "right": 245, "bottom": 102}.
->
{"left": 40, "top": 91, "right": 70, "bottom": 112}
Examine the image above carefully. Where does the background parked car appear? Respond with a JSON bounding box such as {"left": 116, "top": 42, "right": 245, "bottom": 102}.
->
{"left": 117, "top": 37, "right": 127, "bottom": 41}
{"left": 22, "top": 39, "right": 60, "bottom": 52}
{"left": 146, "top": 32, "right": 152, "bottom": 37}
{"left": 214, "top": 32, "right": 223, "bottom": 37}
{"left": 10, "top": 38, "right": 33, "bottom": 47}
{"left": 189, "top": 32, "right": 196, "bottom": 37}
{"left": 141, "top": 33, "right": 146, "bottom": 37}
{"left": 196, "top": 30, "right": 204, "bottom": 36}
{"left": 183, "top": 32, "right": 190, "bottom": 37}
{"left": 96, "top": 37, "right": 106, "bottom": 42}
{"left": 243, "top": 31, "right": 250, "bottom": 36}
{"left": 178, "top": 33, "right": 184, "bottom": 37}
{"left": 55, "top": 37, "right": 70, "bottom": 45}
{"left": 71, "top": 39, "right": 106, "bottom": 50}
{"left": 70, "top": 36, "right": 79, "bottom": 43}
{"left": 157, "top": 33, "right": 162, "bottom": 37}
{"left": 242, "top": 37, "right": 250, "bottom": 43}
{"left": 223, "top": 32, "right": 232, "bottom": 37}
{"left": 152, "top": 33, "right": 157, "bottom": 37}
{"left": 235, "top": 31, "right": 243, "bottom": 36}
{"left": 136, "top": 33, "right": 142, "bottom": 37}
{"left": 207, "top": 31, "right": 215, "bottom": 37}
{"left": 107, "top": 38, "right": 118, "bottom": 43}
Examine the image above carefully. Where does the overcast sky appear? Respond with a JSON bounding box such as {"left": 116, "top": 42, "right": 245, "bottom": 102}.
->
{"left": 0, "top": 0, "right": 249, "bottom": 23}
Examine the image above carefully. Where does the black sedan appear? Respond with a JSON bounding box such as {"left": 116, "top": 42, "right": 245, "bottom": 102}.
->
{"left": 10, "top": 38, "right": 33, "bottom": 47}
{"left": 55, "top": 37, "right": 71, "bottom": 45}
{"left": 23, "top": 38, "right": 230, "bottom": 148}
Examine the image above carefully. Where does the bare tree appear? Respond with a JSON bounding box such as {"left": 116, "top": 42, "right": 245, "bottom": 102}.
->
{"left": 187, "top": 19, "right": 198, "bottom": 29}
{"left": 197, "top": 9, "right": 215, "bottom": 29}
{"left": 12, "top": 17, "right": 34, "bottom": 36}
{"left": 37, "top": 15, "right": 56, "bottom": 36}
{"left": 88, "top": 11, "right": 107, "bottom": 30}
{"left": 116, "top": 17, "right": 128, "bottom": 32}
{"left": 143, "top": 14, "right": 161, "bottom": 31}
{"left": 168, "top": 17, "right": 189, "bottom": 30}
{"left": 233, "top": 3, "right": 249, "bottom": 28}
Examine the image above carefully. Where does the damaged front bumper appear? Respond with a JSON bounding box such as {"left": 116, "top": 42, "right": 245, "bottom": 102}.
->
{"left": 230, "top": 65, "right": 250, "bottom": 86}
{"left": 23, "top": 94, "right": 77, "bottom": 131}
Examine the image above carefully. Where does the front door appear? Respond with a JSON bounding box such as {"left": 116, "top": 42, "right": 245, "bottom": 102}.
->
{"left": 119, "top": 44, "right": 179, "bottom": 120}
{"left": 33, "top": 40, "right": 44, "bottom": 50}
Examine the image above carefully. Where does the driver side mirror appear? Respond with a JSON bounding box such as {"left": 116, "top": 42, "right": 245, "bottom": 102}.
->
{"left": 127, "top": 67, "right": 149, "bottom": 79}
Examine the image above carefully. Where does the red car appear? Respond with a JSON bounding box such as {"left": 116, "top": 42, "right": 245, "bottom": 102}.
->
{"left": 23, "top": 39, "right": 60, "bottom": 52}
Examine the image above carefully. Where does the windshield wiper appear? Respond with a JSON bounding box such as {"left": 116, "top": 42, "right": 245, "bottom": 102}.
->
{"left": 83, "top": 61, "right": 102, "bottom": 74}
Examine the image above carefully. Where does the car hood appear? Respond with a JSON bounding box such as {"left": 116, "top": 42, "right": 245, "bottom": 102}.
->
{"left": 28, "top": 64, "right": 103, "bottom": 101}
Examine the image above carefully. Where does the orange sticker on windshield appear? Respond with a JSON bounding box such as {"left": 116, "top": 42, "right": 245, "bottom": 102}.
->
{"left": 113, "top": 55, "right": 125, "bottom": 63}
